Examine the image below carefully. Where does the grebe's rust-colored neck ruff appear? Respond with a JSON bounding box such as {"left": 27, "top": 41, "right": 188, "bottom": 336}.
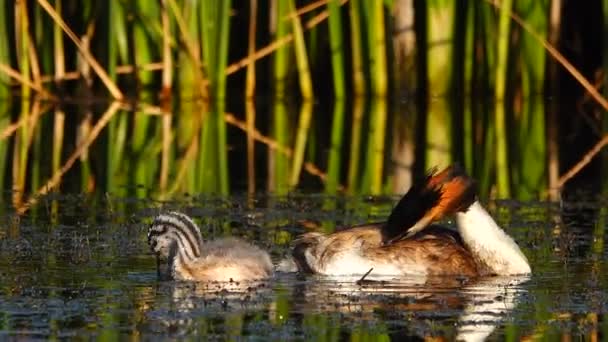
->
{"left": 292, "top": 165, "right": 531, "bottom": 279}
{"left": 382, "top": 165, "right": 477, "bottom": 244}
{"left": 148, "top": 212, "right": 273, "bottom": 282}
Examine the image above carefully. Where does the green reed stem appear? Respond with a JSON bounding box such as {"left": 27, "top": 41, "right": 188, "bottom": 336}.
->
{"left": 33, "top": 3, "right": 51, "bottom": 76}
{"left": 270, "top": 100, "right": 289, "bottom": 195}
{"left": 602, "top": 0, "right": 608, "bottom": 190}
{"left": 290, "top": 100, "right": 313, "bottom": 188}
{"left": 245, "top": 100, "right": 256, "bottom": 194}
{"left": 288, "top": 0, "right": 313, "bottom": 100}
{"left": 494, "top": 0, "right": 512, "bottom": 198}
{"left": 426, "top": 99, "right": 452, "bottom": 168}
{"left": 199, "top": 0, "right": 230, "bottom": 194}
{"left": 327, "top": 0, "right": 345, "bottom": 99}
{"left": 174, "top": 0, "right": 202, "bottom": 100}
{"left": 347, "top": 97, "right": 365, "bottom": 192}
{"left": 107, "top": 0, "right": 128, "bottom": 80}
{"left": 133, "top": 0, "right": 159, "bottom": 85}
{"left": 369, "top": 98, "right": 387, "bottom": 194}
{"left": 463, "top": 3, "right": 474, "bottom": 171}
{"left": 480, "top": 111, "right": 495, "bottom": 199}
{"left": 106, "top": 111, "right": 128, "bottom": 195}
{"left": 17, "top": 1, "right": 31, "bottom": 101}
{"left": 132, "top": 110, "right": 150, "bottom": 197}
{"left": 349, "top": 0, "right": 366, "bottom": 95}
{"left": 0, "top": 104, "right": 9, "bottom": 191}
{"left": 514, "top": 3, "right": 547, "bottom": 200}
{"left": 245, "top": 0, "right": 257, "bottom": 98}
{"left": 52, "top": 109, "right": 64, "bottom": 188}
{"left": 427, "top": 1, "right": 455, "bottom": 96}
{"left": 369, "top": 1, "right": 388, "bottom": 96}
{"left": 326, "top": 100, "right": 345, "bottom": 194}
{"left": 515, "top": 97, "right": 546, "bottom": 200}
{"left": 273, "top": 0, "right": 291, "bottom": 99}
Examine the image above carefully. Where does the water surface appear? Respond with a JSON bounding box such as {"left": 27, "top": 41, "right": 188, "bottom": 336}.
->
{"left": 1, "top": 194, "right": 607, "bottom": 340}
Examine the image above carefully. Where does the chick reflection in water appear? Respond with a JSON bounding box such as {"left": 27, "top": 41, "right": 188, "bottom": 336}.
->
{"left": 148, "top": 211, "right": 273, "bottom": 284}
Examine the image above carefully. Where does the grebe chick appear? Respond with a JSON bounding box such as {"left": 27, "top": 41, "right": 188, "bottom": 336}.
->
{"left": 148, "top": 211, "right": 273, "bottom": 282}
{"left": 292, "top": 165, "right": 531, "bottom": 278}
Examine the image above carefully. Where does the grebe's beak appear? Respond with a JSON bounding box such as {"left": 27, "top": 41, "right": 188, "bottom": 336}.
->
{"left": 382, "top": 165, "right": 477, "bottom": 244}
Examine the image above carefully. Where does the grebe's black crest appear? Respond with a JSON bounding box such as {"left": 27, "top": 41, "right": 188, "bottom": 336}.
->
{"left": 381, "top": 164, "right": 477, "bottom": 244}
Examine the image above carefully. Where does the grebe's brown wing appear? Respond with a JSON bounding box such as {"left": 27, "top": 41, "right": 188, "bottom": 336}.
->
{"left": 370, "top": 225, "right": 479, "bottom": 277}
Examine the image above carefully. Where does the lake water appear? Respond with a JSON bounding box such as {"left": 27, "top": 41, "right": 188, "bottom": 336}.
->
{"left": 0, "top": 193, "right": 607, "bottom": 340}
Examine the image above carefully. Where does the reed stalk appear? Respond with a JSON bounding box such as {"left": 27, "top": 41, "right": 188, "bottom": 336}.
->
{"left": 132, "top": 110, "right": 150, "bottom": 197}
{"left": 246, "top": 100, "right": 256, "bottom": 195}
{"left": 273, "top": 0, "right": 291, "bottom": 100}
{"left": 0, "top": 0, "right": 10, "bottom": 98}
{"left": 392, "top": 0, "right": 417, "bottom": 95}
{"left": 462, "top": 3, "right": 474, "bottom": 172}
{"left": 348, "top": 0, "right": 366, "bottom": 95}
{"left": 602, "top": 0, "right": 608, "bottom": 201}
{"left": 37, "top": 0, "right": 124, "bottom": 99}
{"left": 0, "top": 104, "right": 9, "bottom": 192}
{"left": 134, "top": 0, "right": 159, "bottom": 86}
{"left": 288, "top": 0, "right": 313, "bottom": 100}
{"left": 327, "top": 0, "right": 345, "bottom": 99}
{"left": 16, "top": 0, "right": 31, "bottom": 101}
{"left": 368, "top": 0, "right": 388, "bottom": 96}
{"left": 390, "top": 102, "right": 416, "bottom": 192}
{"left": 426, "top": 99, "right": 451, "bottom": 169}
{"left": 13, "top": 102, "right": 30, "bottom": 207}
{"left": 16, "top": 101, "right": 122, "bottom": 215}
{"left": 160, "top": 0, "right": 172, "bottom": 99}
{"left": 178, "top": 104, "right": 200, "bottom": 193}
{"left": 78, "top": 114, "right": 93, "bottom": 192}
{"left": 199, "top": 0, "right": 230, "bottom": 194}
{"left": 493, "top": 0, "right": 512, "bottom": 198}
{"left": 463, "top": 96, "right": 473, "bottom": 172}
{"left": 518, "top": 97, "right": 546, "bottom": 199}
{"left": 290, "top": 100, "right": 313, "bottom": 188}
{"left": 347, "top": 97, "right": 365, "bottom": 192}
{"left": 159, "top": 113, "right": 171, "bottom": 194}
{"left": 246, "top": 0, "right": 258, "bottom": 98}
{"left": 326, "top": 100, "right": 345, "bottom": 194}
{"left": 52, "top": 108, "right": 64, "bottom": 188}
{"left": 106, "top": 111, "right": 127, "bottom": 195}
{"left": 199, "top": 111, "right": 219, "bottom": 193}
{"left": 426, "top": 0, "right": 455, "bottom": 96}
{"left": 369, "top": 97, "right": 388, "bottom": 194}
{"left": 269, "top": 100, "right": 289, "bottom": 195}
{"left": 200, "top": 0, "right": 230, "bottom": 101}
{"left": 512, "top": 3, "right": 547, "bottom": 198}
{"left": 107, "top": 0, "right": 128, "bottom": 81}
{"left": 53, "top": 0, "right": 65, "bottom": 88}
{"left": 480, "top": 111, "right": 495, "bottom": 199}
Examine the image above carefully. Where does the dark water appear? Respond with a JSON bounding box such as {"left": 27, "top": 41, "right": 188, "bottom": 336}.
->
{"left": 1, "top": 194, "right": 607, "bottom": 341}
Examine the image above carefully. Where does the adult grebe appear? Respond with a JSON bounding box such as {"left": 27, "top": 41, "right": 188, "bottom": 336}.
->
{"left": 148, "top": 211, "right": 273, "bottom": 282}
{"left": 291, "top": 166, "right": 531, "bottom": 278}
